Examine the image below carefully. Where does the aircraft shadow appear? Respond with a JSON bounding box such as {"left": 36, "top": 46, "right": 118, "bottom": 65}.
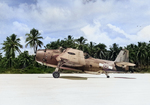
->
{"left": 38, "top": 76, "right": 136, "bottom": 80}
{"left": 114, "top": 77, "right": 136, "bottom": 79}
{"left": 38, "top": 76, "right": 88, "bottom": 80}
{"left": 60, "top": 76, "right": 136, "bottom": 80}
{"left": 38, "top": 76, "right": 109, "bottom": 80}
{"left": 60, "top": 76, "right": 87, "bottom": 80}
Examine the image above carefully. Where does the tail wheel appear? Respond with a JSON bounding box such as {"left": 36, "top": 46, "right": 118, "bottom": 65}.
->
{"left": 53, "top": 71, "right": 60, "bottom": 78}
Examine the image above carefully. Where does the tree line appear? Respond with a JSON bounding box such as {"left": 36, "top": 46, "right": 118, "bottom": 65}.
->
{"left": 0, "top": 28, "right": 150, "bottom": 73}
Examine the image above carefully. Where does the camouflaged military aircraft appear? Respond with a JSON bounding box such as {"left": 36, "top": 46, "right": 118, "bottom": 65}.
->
{"left": 35, "top": 48, "right": 135, "bottom": 78}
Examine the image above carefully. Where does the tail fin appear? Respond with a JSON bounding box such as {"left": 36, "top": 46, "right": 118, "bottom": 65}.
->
{"left": 115, "top": 49, "right": 135, "bottom": 68}
{"left": 115, "top": 49, "right": 129, "bottom": 62}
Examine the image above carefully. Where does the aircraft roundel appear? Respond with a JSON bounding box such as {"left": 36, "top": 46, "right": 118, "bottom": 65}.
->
{"left": 103, "top": 64, "right": 108, "bottom": 69}
{"left": 99, "top": 63, "right": 113, "bottom": 70}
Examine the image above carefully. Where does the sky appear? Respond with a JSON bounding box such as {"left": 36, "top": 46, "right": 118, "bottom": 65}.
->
{"left": 1, "top": 0, "right": 150, "bottom": 55}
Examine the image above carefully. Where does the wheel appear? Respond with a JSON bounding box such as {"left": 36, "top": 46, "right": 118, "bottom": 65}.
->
{"left": 53, "top": 71, "right": 60, "bottom": 78}
{"left": 107, "top": 76, "right": 110, "bottom": 78}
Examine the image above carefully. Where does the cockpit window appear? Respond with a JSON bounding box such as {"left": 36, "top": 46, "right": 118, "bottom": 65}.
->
{"left": 53, "top": 50, "right": 59, "bottom": 53}
{"left": 68, "top": 52, "right": 75, "bottom": 55}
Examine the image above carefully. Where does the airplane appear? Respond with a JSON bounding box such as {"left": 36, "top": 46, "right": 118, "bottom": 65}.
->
{"left": 35, "top": 47, "right": 135, "bottom": 78}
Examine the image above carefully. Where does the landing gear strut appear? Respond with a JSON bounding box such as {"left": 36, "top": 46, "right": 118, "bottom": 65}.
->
{"left": 104, "top": 71, "right": 110, "bottom": 78}
{"left": 52, "top": 61, "right": 63, "bottom": 78}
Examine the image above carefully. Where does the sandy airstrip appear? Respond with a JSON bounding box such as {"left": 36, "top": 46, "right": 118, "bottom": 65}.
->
{"left": 0, "top": 73, "right": 150, "bottom": 105}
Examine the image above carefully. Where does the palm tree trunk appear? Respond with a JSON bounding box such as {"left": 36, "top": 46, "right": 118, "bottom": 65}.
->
{"left": 34, "top": 45, "right": 36, "bottom": 54}
{"left": 147, "top": 57, "right": 149, "bottom": 69}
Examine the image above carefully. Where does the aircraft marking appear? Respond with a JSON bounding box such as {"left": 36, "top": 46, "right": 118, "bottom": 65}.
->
{"left": 99, "top": 63, "right": 113, "bottom": 69}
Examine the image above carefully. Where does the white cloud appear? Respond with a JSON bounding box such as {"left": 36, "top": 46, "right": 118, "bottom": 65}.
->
{"left": 107, "top": 24, "right": 128, "bottom": 36}
{"left": 19, "top": 36, "right": 26, "bottom": 46}
{"left": 107, "top": 24, "right": 150, "bottom": 45}
{"left": 1, "top": 0, "right": 150, "bottom": 52}
{"left": 12, "top": 21, "right": 30, "bottom": 36}
{"left": 44, "top": 36, "right": 57, "bottom": 42}
{"left": 0, "top": 2, "right": 13, "bottom": 20}
{"left": 82, "top": 21, "right": 150, "bottom": 47}
{"left": 81, "top": 20, "right": 112, "bottom": 47}
{"left": 136, "top": 25, "right": 150, "bottom": 42}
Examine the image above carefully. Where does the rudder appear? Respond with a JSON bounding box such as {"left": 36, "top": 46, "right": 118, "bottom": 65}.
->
{"left": 115, "top": 49, "right": 129, "bottom": 62}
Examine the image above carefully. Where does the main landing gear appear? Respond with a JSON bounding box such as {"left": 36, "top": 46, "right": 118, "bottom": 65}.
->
{"left": 104, "top": 71, "right": 110, "bottom": 78}
{"left": 53, "top": 71, "right": 60, "bottom": 78}
{"left": 52, "top": 61, "right": 63, "bottom": 78}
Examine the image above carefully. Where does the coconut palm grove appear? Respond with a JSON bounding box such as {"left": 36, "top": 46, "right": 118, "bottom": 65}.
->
{"left": 0, "top": 28, "right": 150, "bottom": 73}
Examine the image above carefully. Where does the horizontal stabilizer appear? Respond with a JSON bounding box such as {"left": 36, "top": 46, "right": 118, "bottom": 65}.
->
{"left": 116, "top": 62, "right": 135, "bottom": 67}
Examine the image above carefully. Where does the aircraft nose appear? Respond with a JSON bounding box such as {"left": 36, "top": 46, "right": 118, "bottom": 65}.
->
{"left": 35, "top": 49, "right": 45, "bottom": 62}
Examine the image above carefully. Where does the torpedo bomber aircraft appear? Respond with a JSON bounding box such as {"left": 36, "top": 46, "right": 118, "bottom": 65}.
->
{"left": 35, "top": 48, "right": 135, "bottom": 78}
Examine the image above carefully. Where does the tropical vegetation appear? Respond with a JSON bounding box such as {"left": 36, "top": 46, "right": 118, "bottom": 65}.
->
{"left": 0, "top": 28, "right": 150, "bottom": 73}
{"left": 25, "top": 28, "right": 43, "bottom": 54}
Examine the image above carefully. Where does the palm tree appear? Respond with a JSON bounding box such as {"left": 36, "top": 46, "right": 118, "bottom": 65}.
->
{"left": 95, "top": 43, "right": 107, "bottom": 59}
{"left": 18, "top": 51, "right": 31, "bottom": 68}
{"left": 75, "top": 36, "right": 87, "bottom": 51}
{"left": 146, "top": 42, "right": 150, "bottom": 69}
{"left": 136, "top": 42, "right": 148, "bottom": 69}
{"left": 126, "top": 44, "right": 137, "bottom": 63}
{"left": 63, "top": 35, "right": 75, "bottom": 48}
{"left": 25, "top": 28, "right": 43, "bottom": 54}
{"left": 46, "top": 39, "right": 62, "bottom": 49}
{"left": 88, "top": 41, "right": 96, "bottom": 57}
{"left": 109, "top": 43, "right": 122, "bottom": 61}
{"left": 1, "top": 34, "right": 23, "bottom": 67}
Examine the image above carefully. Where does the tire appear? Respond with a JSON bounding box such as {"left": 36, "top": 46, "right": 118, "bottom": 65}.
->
{"left": 53, "top": 71, "right": 60, "bottom": 78}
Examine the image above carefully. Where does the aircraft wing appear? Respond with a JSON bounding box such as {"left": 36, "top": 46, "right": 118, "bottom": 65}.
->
{"left": 116, "top": 62, "right": 136, "bottom": 67}
{"left": 56, "top": 48, "right": 86, "bottom": 67}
